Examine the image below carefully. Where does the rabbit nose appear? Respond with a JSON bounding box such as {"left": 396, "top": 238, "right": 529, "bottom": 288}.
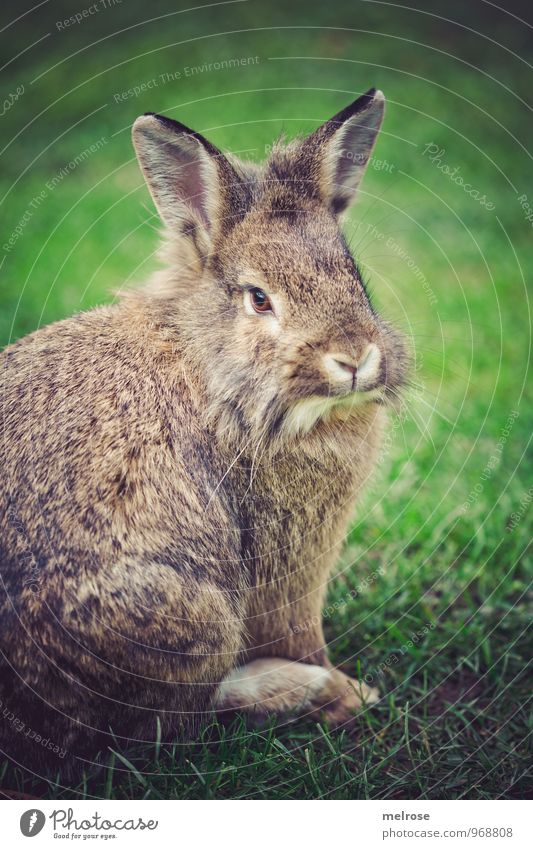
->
{"left": 333, "top": 358, "right": 357, "bottom": 376}
{"left": 323, "top": 343, "right": 381, "bottom": 388}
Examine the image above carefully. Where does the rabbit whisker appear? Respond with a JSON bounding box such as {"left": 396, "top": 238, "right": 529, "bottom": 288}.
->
{"left": 205, "top": 438, "right": 251, "bottom": 511}
{"left": 240, "top": 420, "right": 271, "bottom": 505}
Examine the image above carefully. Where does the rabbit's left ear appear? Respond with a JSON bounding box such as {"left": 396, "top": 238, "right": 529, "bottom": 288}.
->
{"left": 132, "top": 113, "right": 244, "bottom": 250}
{"left": 305, "top": 88, "right": 385, "bottom": 215}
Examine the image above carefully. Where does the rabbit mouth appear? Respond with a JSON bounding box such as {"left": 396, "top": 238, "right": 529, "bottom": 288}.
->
{"left": 281, "top": 388, "right": 384, "bottom": 438}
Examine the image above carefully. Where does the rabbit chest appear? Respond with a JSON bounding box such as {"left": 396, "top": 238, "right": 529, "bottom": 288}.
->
{"left": 228, "top": 406, "right": 386, "bottom": 662}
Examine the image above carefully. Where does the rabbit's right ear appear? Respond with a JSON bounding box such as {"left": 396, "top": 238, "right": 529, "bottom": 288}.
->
{"left": 132, "top": 113, "right": 242, "bottom": 253}
{"left": 303, "top": 89, "right": 385, "bottom": 215}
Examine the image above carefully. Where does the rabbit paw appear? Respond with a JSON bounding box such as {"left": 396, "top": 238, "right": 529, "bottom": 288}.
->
{"left": 311, "top": 669, "right": 379, "bottom": 727}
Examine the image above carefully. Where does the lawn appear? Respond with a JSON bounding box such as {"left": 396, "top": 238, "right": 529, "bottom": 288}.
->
{"left": 0, "top": 0, "right": 531, "bottom": 799}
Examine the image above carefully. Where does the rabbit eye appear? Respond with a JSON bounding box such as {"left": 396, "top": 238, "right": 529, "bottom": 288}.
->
{"left": 248, "top": 287, "right": 273, "bottom": 314}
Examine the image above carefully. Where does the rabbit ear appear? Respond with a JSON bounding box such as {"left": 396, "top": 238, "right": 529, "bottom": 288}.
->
{"left": 306, "top": 89, "right": 385, "bottom": 215}
{"left": 132, "top": 113, "right": 241, "bottom": 245}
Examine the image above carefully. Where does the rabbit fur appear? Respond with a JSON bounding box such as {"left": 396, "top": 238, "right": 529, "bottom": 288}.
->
{"left": 0, "top": 88, "right": 408, "bottom": 775}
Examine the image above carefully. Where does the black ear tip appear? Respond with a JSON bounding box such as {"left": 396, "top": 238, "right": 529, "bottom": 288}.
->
{"left": 358, "top": 88, "right": 384, "bottom": 109}
{"left": 141, "top": 112, "right": 194, "bottom": 136}
{"left": 132, "top": 113, "right": 224, "bottom": 158}
{"left": 329, "top": 88, "right": 384, "bottom": 127}
{"left": 150, "top": 112, "right": 176, "bottom": 126}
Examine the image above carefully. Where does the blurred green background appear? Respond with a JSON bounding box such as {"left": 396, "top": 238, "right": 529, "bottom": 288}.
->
{"left": 0, "top": 0, "right": 531, "bottom": 799}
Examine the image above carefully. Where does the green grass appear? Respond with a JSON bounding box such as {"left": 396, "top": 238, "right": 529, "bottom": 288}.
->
{"left": 0, "top": 0, "right": 531, "bottom": 799}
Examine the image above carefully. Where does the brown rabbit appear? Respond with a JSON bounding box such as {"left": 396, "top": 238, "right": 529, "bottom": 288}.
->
{"left": 0, "top": 88, "right": 408, "bottom": 777}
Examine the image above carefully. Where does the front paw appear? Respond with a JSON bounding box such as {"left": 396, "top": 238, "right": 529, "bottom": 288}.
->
{"left": 310, "top": 669, "right": 379, "bottom": 727}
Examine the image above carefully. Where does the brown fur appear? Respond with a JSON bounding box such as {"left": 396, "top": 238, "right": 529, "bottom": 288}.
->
{"left": 0, "top": 89, "right": 408, "bottom": 776}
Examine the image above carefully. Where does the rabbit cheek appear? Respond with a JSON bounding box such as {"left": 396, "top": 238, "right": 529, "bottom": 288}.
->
{"left": 244, "top": 308, "right": 281, "bottom": 340}
{"left": 258, "top": 315, "right": 281, "bottom": 339}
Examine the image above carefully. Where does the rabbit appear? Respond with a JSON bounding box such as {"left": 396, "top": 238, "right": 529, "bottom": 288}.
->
{"left": 0, "top": 87, "right": 408, "bottom": 777}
